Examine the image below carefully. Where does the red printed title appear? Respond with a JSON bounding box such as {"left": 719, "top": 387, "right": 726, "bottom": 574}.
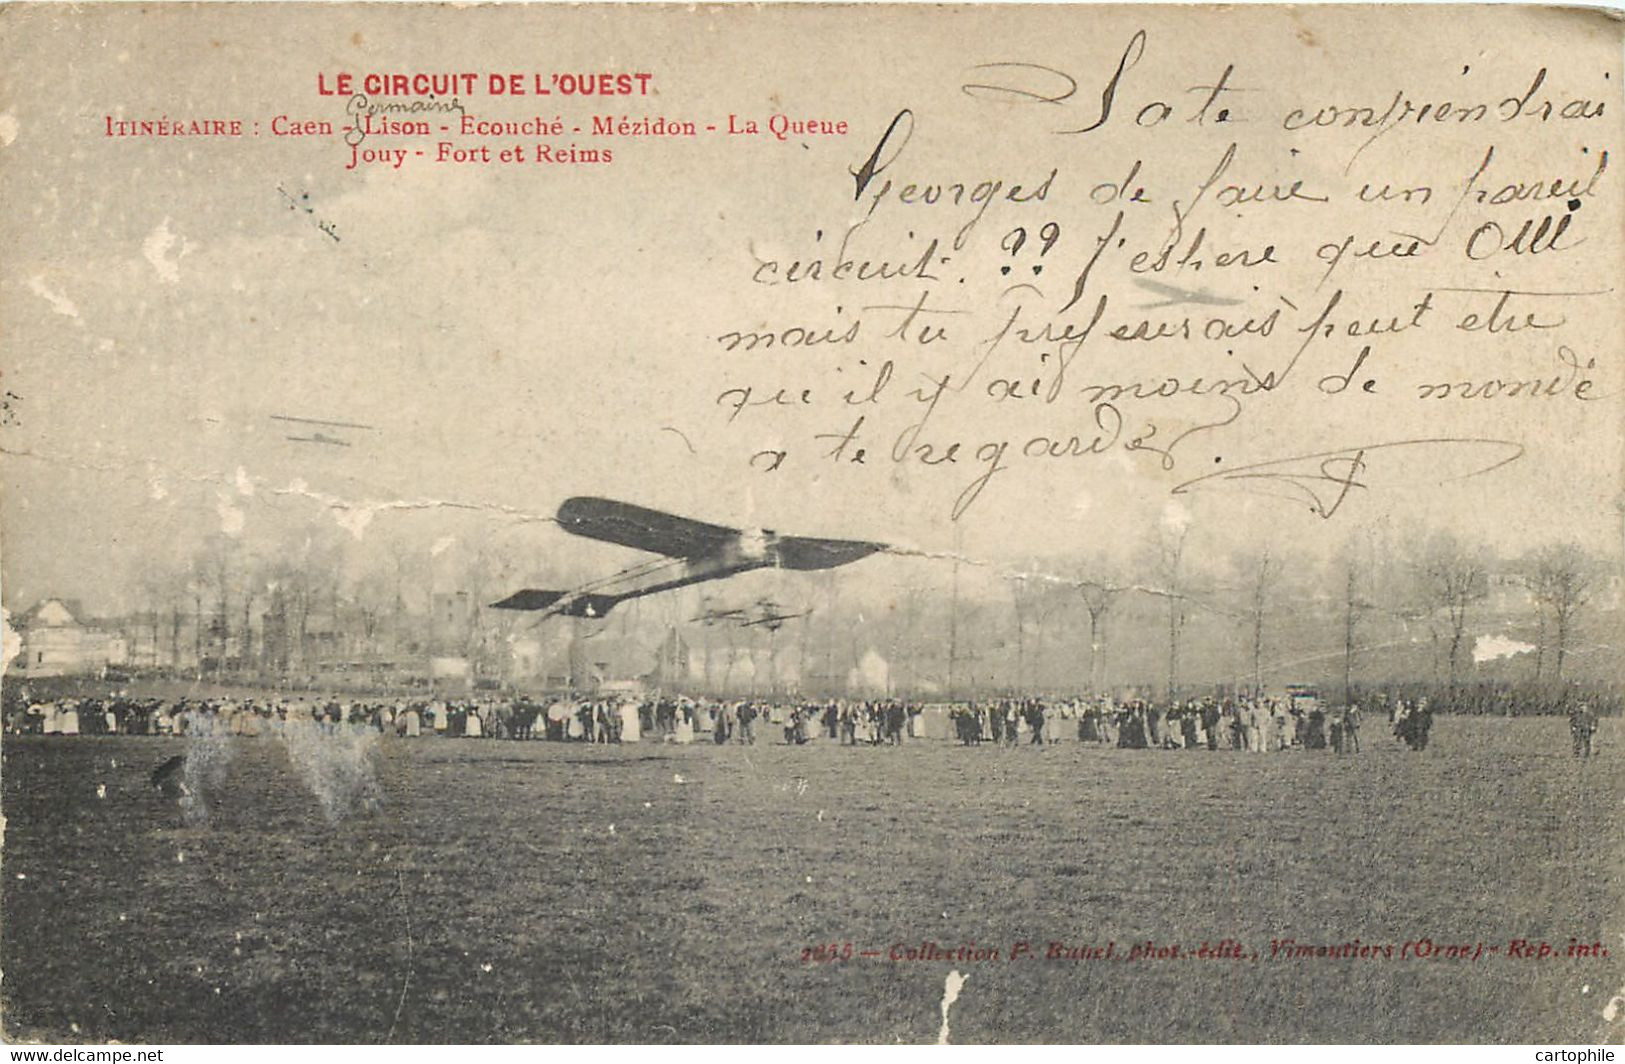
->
{"left": 317, "top": 71, "right": 653, "bottom": 98}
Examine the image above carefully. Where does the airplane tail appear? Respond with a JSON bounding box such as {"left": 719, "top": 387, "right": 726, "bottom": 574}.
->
{"left": 490, "top": 589, "right": 622, "bottom": 618}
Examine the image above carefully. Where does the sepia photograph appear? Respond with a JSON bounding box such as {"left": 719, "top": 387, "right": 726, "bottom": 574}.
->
{"left": 1, "top": 1, "right": 1622, "bottom": 1045}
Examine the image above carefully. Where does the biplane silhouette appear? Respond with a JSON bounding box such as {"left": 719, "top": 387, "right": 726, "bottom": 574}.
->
{"left": 693, "top": 597, "right": 812, "bottom": 632}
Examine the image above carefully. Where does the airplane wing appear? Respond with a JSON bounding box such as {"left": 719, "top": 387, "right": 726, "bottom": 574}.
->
{"left": 741, "top": 610, "right": 810, "bottom": 629}
{"left": 693, "top": 607, "right": 748, "bottom": 624}
{"left": 558, "top": 496, "right": 738, "bottom": 558}
{"left": 489, "top": 589, "right": 568, "bottom": 611}
{"left": 493, "top": 499, "right": 887, "bottom": 615}
{"left": 490, "top": 589, "right": 620, "bottom": 617}
{"left": 774, "top": 535, "right": 887, "bottom": 570}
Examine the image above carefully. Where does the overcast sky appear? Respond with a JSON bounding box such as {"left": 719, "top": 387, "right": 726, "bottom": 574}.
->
{"left": 3, "top": 5, "right": 1620, "bottom": 621}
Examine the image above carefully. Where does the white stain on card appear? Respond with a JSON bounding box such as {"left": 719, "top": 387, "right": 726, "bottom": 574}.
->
{"left": 334, "top": 508, "right": 375, "bottom": 540}
{"left": 1473, "top": 634, "right": 1535, "bottom": 663}
{"left": 0, "top": 608, "right": 19, "bottom": 675}
{"left": 28, "top": 275, "right": 79, "bottom": 319}
{"left": 216, "top": 492, "right": 246, "bottom": 536}
{"left": 937, "top": 970, "right": 967, "bottom": 1045}
{"left": 142, "top": 219, "right": 193, "bottom": 284}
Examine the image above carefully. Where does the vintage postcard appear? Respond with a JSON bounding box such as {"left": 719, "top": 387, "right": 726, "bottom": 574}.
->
{"left": 1, "top": 2, "right": 1622, "bottom": 1046}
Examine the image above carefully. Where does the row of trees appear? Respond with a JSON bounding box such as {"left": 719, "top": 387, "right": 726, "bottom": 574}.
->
{"left": 110, "top": 519, "right": 1615, "bottom": 700}
{"left": 124, "top": 529, "right": 553, "bottom": 680}
{"left": 996, "top": 530, "right": 1608, "bottom": 704}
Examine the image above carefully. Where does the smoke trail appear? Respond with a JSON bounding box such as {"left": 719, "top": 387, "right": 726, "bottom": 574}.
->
{"left": 276, "top": 713, "right": 385, "bottom": 825}
{"left": 177, "top": 711, "right": 237, "bottom": 828}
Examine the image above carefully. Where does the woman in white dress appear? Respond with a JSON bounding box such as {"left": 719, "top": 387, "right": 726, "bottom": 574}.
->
{"left": 619, "top": 700, "right": 641, "bottom": 742}
{"left": 465, "top": 708, "right": 483, "bottom": 738}
{"left": 674, "top": 704, "right": 694, "bottom": 744}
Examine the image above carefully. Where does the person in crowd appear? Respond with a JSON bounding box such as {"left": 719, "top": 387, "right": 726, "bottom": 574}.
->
{"left": 619, "top": 698, "right": 641, "bottom": 743}
{"left": 1413, "top": 698, "right": 1434, "bottom": 750}
{"left": 1199, "top": 700, "right": 1220, "bottom": 751}
{"left": 1097, "top": 699, "right": 1118, "bottom": 746}
{"left": 886, "top": 701, "right": 907, "bottom": 745}
{"left": 1180, "top": 704, "right": 1201, "bottom": 750}
{"left": 1025, "top": 700, "right": 1046, "bottom": 745}
{"left": 1340, "top": 704, "right": 1361, "bottom": 754}
{"left": 838, "top": 702, "right": 857, "bottom": 746}
{"left": 1569, "top": 701, "right": 1597, "bottom": 758}
{"left": 1271, "top": 701, "right": 1292, "bottom": 751}
{"left": 1304, "top": 705, "right": 1326, "bottom": 750}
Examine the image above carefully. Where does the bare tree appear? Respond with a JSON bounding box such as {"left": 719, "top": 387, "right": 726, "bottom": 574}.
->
{"left": 187, "top": 535, "right": 237, "bottom": 671}
{"left": 1144, "top": 521, "right": 1192, "bottom": 702}
{"left": 1333, "top": 536, "right": 1375, "bottom": 705}
{"left": 458, "top": 546, "right": 525, "bottom": 683}
{"left": 352, "top": 567, "right": 395, "bottom": 663}
{"left": 138, "top": 567, "right": 182, "bottom": 669}
{"left": 1074, "top": 556, "right": 1127, "bottom": 696}
{"left": 385, "top": 539, "right": 418, "bottom": 654}
{"left": 1008, "top": 569, "right": 1045, "bottom": 693}
{"left": 236, "top": 557, "right": 267, "bottom": 673}
{"left": 884, "top": 585, "right": 928, "bottom": 695}
{"left": 261, "top": 528, "right": 345, "bottom": 672}
{"left": 1529, "top": 542, "right": 1594, "bottom": 681}
{"left": 1026, "top": 583, "right": 1072, "bottom": 693}
{"left": 1232, "top": 548, "right": 1280, "bottom": 697}
{"left": 1412, "top": 532, "right": 1490, "bottom": 695}
{"left": 719, "top": 620, "right": 741, "bottom": 692}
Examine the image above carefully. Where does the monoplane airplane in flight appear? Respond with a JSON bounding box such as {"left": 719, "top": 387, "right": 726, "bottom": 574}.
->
{"left": 491, "top": 497, "right": 885, "bottom": 619}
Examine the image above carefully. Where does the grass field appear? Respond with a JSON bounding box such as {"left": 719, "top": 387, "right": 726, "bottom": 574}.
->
{"left": 3, "top": 718, "right": 1622, "bottom": 1044}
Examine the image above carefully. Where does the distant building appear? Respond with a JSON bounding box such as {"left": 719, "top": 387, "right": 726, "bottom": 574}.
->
{"left": 109, "top": 611, "right": 174, "bottom": 669}
{"left": 431, "top": 592, "right": 474, "bottom": 654}
{"left": 9, "top": 598, "right": 127, "bottom": 677}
